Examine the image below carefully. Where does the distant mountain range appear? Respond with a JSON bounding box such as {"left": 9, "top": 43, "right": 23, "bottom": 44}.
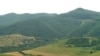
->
{"left": 0, "top": 8, "right": 100, "bottom": 50}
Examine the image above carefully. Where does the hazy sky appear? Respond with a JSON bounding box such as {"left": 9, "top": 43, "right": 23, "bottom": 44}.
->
{"left": 0, "top": 0, "right": 100, "bottom": 15}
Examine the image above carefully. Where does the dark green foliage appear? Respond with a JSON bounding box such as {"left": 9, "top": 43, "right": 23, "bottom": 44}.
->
{"left": 67, "top": 38, "right": 89, "bottom": 47}
{"left": 66, "top": 37, "right": 100, "bottom": 48}
{"left": 90, "top": 40, "right": 100, "bottom": 46}
{"left": 18, "top": 51, "right": 32, "bottom": 56}
{"left": 86, "top": 21, "right": 100, "bottom": 37}
{"left": 93, "top": 45, "right": 100, "bottom": 50}
{"left": 68, "top": 21, "right": 96, "bottom": 37}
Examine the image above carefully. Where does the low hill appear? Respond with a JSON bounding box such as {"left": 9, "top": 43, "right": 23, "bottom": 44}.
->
{"left": 1, "top": 38, "right": 100, "bottom": 56}
{"left": 0, "top": 34, "right": 35, "bottom": 53}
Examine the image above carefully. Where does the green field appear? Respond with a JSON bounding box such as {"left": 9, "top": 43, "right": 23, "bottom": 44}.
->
{"left": 1, "top": 39, "right": 100, "bottom": 56}
{"left": 0, "top": 54, "right": 13, "bottom": 56}
{"left": 32, "top": 40, "right": 95, "bottom": 56}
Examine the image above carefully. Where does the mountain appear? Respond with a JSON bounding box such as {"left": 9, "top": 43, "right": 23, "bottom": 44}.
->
{"left": 0, "top": 13, "right": 57, "bottom": 27}
{"left": 0, "top": 8, "right": 100, "bottom": 38}
{"left": 0, "top": 8, "right": 100, "bottom": 53}
{"left": 0, "top": 8, "right": 100, "bottom": 42}
{"left": 0, "top": 16, "right": 81, "bottom": 45}
{"left": 59, "top": 8, "right": 100, "bottom": 20}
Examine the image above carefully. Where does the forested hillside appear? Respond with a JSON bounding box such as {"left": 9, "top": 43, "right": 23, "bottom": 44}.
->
{"left": 0, "top": 8, "right": 100, "bottom": 38}
{"left": 0, "top": 8, "right": 100, "bottom": 54}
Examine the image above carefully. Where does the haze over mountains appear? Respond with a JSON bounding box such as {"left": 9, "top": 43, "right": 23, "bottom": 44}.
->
{"left": 0, "top": 8, "right": 100, "bottom": 37}
{"left": 0, "top": 8, "right": 100, "bottom": 55}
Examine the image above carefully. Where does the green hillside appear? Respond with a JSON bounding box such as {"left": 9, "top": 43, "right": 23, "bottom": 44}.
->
{"left": 0, "top": 34, "right": 35, "bottom": 53}
{"left": 0, "top": 16, "right": 82, "bottom": 46}
{"left": 0, "top": 8, "right": 100, "bottom": 56}
{"left": 59, "top": 8, "right": 100, "bottom": 20}
{"left": 32, "top": 39, "right": 94, "bottom": 56}
{"left": 1, "top": 8, "right": 100, "bottom": 39}
{"left": 87, "top": 51, "right": 100, "bottom": 56}
{"left": 1, "top": 38, "right": 100, "bottom": 56}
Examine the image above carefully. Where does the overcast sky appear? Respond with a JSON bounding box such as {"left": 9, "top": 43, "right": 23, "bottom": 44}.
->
{"left": 0, "top": 0, "right": 100, "bottom": 15}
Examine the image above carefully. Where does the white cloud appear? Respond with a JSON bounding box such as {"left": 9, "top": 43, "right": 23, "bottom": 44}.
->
{"left": 0, "top": 0, "right": 100, "bottom": 15}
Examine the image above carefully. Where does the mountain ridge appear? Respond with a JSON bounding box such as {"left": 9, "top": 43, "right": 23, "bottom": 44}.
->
{"left": 0, "top": 8, "right": 100, "bottom": 53}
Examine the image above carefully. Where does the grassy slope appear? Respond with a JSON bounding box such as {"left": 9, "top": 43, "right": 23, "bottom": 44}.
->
{"left": 0, "top": 34, "right": 35, "bottom": 47}
{"left": 1, "top": 39, "right": 100, "bottom": 56}
{"left": 86, "top": 51, "right": 100, "bottom": 56}
{"left": 31, "top": 40, "right": 93, "bottom": 56}
{"left": 0, "top": 54, "right": 14, "bottom": 56}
